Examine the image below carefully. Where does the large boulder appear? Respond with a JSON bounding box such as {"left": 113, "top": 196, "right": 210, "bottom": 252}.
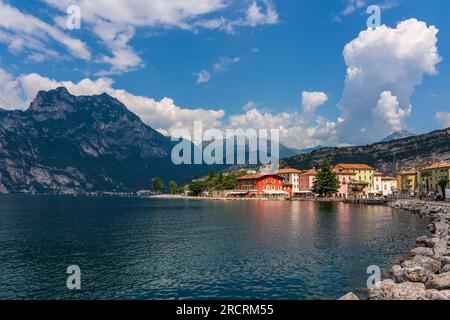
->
{"left": 369, "top": 280, "right": 427, "bottom": 300}
{"left": 426, "top": 272, "right": 450, "bottom": 290}
{"left": 409, "top": 247, "right": 434, "bottom": 258}
{"left": 401, "top": 255, "right": 441, "bottom": 274}
{"left": 404, "top": 267, "right": 430, "bottom": 283}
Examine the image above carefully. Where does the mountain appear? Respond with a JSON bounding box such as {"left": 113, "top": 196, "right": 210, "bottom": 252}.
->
{"left": 0, "top": 88, "right": 213, "bottom": 193}
{"left": 380, "top": 130, "right": 415, "bottom": 143}
{"left": 281, "top": 128, "right": 450, "bottom": 175}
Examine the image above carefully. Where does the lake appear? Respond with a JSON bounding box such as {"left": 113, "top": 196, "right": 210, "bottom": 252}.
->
{"left": 0, "top": 195, "right": 428, "bottom": 300}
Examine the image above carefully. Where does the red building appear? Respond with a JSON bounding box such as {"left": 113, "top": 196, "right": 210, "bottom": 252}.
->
{"left": 233, "top": 173, "right": 288, "bottom": 198}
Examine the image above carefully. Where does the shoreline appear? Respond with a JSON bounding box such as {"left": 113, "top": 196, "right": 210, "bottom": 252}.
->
{"left": 340, "top": 200, "right": 450, "bottom": 300}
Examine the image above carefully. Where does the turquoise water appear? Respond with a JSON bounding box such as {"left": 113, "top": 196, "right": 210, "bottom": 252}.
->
{"left": 0, "top": 195, "right": 428, "bottom": 300}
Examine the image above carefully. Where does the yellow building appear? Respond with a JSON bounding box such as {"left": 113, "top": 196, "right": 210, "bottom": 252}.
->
{"left": 335, "top": 164, "right": 375, "bottom": 195}
{"left": 396, "top": 168, "right": 418, "bottom": 192}
{"left": 418, "top": 162, "right": 450, "bottom": 193}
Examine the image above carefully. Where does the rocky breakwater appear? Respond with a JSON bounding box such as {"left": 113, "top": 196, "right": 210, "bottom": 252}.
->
{"left": 339, "top": 200, "right": 450, "bottom": 300}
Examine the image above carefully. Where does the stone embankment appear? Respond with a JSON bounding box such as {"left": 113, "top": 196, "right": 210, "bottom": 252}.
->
{"left": 340, "top": 200, "right": 450, "bottom": 300}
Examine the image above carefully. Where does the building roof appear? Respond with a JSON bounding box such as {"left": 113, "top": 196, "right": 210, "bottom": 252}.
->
{"left": 381, "top": 176, "right": 396, "bottom": 181}
{"left": 398, "top": 168, "right": 417, "bottom": 175}
{"left": 336, "top": 164, "right": 374, "bottom": 170}
{"left": 236, "top": 173, "right": 284, "bottom": 181}
{"left": 374, "top": 171, "right": 384, "bottom": 176}
{"left": 301, "top": 169, "right": 318, "bottom": 175}
{"left": 420, "top": 161, "right": 450, "bottom": 171}
{"left": 277, "top": 168, "right": 303, "bottom": 174}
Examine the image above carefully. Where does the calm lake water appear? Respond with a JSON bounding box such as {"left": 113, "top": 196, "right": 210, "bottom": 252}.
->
{"left": 0, "top": 195, "right": 428, "bottom": 300}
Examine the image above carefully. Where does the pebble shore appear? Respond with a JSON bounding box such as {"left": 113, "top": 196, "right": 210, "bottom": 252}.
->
{"left": 340, "top": 200, "right": 450, "bottom": 300}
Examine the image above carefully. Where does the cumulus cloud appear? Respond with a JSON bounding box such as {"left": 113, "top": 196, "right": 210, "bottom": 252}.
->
{"left": 0, "top": 1, "right": 91, "bottom": 61}
{"left": 226, "top": 106, "right": 338, "bottom": 149}
{"left": 40, "top": 0, "right": 279, "bottom": 74}
{"left": 337, "top": 19, "right": 441, "bottom": 144}
{"left": 301, "top": 91, "right": 328, "bottom": 113}
{"left": 435, "top": 112, "right": 450, "bottom": 129}
{"left": 373, "top": 91, "right": 411, "bottom": 132}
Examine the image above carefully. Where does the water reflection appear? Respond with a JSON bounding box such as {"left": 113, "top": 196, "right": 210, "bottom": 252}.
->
{"left": 0, "top": 195, "right": 428, "bottom": 300}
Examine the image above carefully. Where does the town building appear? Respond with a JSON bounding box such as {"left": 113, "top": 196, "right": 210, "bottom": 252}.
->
{"left": 381, "top": 176, "right": 397, "bottom": 196}
{"left": 232, "top": 173, "right": 288, "bottom": 198}
{"left": 396, "top": 168, "right": 418, "bottom": 193}
{"left": 299, "top": 169, "right": 318, "bottom": 192}
{"left": 418, "top": 161, "right": 450, "bottom": 194}
{"left": 277, "top": 168, "right": 303, "bottom": 196}
{"left": 370, "top": 172, "right": 384, "bottom": 196}
{"left": 334, "top": 171, "right": 357, "bottom": 198}
{"left": 334, "top": 164, "right": 375, "bottom": 196}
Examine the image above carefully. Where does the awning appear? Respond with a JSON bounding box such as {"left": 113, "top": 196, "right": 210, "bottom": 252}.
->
{"left": 262, "top": 190, "right": 289, "bottom": 195}
{"left": 226, "top": 191, "right": 250, "bottom": 195}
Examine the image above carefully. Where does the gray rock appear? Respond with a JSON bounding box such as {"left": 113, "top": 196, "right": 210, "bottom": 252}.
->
{"left": 409, "top": 247, "right": 434, "bottom": 258}
{"left": 369, "top": 280, "right": 427, "bottom": 300}
{"left": 402, "top": 255, "right": 442, "bottom": 274}
{"left": 390, "top": 265, "right": 406, "bottom": 283}
{"left": 338, "top": 292, "right": 360, "bottom": 300}
{"left": 404, "top": 267, "right": 430, "bottom": 283}
{"left": 441, "top": 265, "right": 450, "bottom": 273}
{"left": 440, "top": 256, "right": 450, "bottom": 267}
{"left": 426, "top": 272, "right": 450, "bottom": 290}
{"left": 416, "top": 236, "right": 429, "bottom": 246}
{"left": 425, "top": 290, "right": 450, "bottom": 300}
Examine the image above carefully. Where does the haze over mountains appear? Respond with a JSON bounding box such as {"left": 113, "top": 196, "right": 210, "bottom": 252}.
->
{"left": 0, "top": 88, "right": 449, "bottom": 193}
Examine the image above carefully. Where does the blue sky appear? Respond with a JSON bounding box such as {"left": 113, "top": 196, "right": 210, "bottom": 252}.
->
{"left": 0, "top": 0, "right": 449, "bottom": 149}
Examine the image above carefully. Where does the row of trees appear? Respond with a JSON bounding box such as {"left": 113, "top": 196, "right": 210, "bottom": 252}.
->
{"left": 151, "top": 177, "right": 183, "bottom": 194}
{"left": 151, "top": 169, "right": 247, "bottom": 196}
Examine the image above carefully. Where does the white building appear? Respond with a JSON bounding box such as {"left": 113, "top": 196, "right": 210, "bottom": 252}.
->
{"left": 277, "top": 169, "right": 303, "bottom": 194}
{"left": 370, "top": 172, "right": 384, "bottom": 196}
{"left": 381, "top": 176, "right": 397, "bottom": 196}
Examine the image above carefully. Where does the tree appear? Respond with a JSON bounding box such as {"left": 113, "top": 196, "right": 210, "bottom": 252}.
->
{"left": 152, "top": 177, "right": 164, "bottom": 194}
{"left": 438, "top": 178, "right": 449, "bottom": 200}
{"left": 312, "top": 160, "right": 340, "bottom": 197}
{"left": 209, "top": 170, "right": 217, "bottom": 180}
{"left": 189, "top": 181, "right": 209, "bottom": 196}
{"left": 168, "top": 180, "right": 178, "bottom": 195}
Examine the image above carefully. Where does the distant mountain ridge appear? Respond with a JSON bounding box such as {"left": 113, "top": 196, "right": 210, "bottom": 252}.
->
{"left": 380, "top": 130, "right": 416, "bottom": 143}
{"left": 281, "top": 128, "right": 450, "bottom": 175}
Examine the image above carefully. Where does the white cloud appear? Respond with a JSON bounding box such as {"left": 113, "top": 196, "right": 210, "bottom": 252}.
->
{"left": 0, "top": 1, "right": 91, "bottom": 61}
{"left": 213, "top": 57, "right": 241, "bottom": 72}
{"left": 226, "top": 106, "right": 338, "bottom": 149}
{"left": 195, "top": 70, "right": 212, "bottom": 84}
{"left": 337, "top": 19, "right": 441, "bottom": 144}
{"left": 435, "top": 112, "right": 450, "bottom": 129}
{"left": 373, "top": 91, "right": 411, "bottom": 131}
{"left": 246, "top": 0, "right": 279, "bottom": 27}
{"left": 0, "top": 68, "right": 22, "bottom": 109}
{"left": 195, "top": 56, "right": 241, "bottom": 84}
{"left": 301, "top": 91, "right": 328, "bottom": 113}
{"left": 40, "top": 0, "right": 279, "bottom": 74}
